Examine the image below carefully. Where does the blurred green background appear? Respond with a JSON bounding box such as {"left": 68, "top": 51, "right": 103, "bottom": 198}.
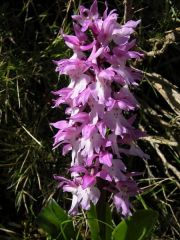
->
{"left": 0, "top": 0, "right": 179, "bottom": 239}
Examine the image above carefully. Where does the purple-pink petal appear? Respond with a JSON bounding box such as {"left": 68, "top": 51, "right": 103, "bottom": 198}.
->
{"left": 82, "top": 175, "right": 96, "bottom": 189}
{"left": 99, "top": 151, "right": 113, "bottom": 167}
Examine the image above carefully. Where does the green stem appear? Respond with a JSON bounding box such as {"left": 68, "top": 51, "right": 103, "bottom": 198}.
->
{"left": 96, "top": 179, "right": 107, "bottom": 238}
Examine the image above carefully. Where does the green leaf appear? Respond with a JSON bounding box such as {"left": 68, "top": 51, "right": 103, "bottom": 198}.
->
{"left": 36, "top": 199, "right": 78, "bottom": 240}
{"left": 87, "top": 203, "right": 114, "bottom": 240}
{"left": 87, "top": 204, "right": 101, "bottom": 240}
{"left": 112, "top": 209, "right": 158, "bottom": 240}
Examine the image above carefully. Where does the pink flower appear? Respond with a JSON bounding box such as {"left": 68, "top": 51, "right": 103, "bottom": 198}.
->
{"left": 59, "top": 177, "right": 100, "bottom": 215}
{"left": 112, "top": 20, "right": 141, "bottom": 45}
{"left": 114, "top": 192, "right": 132, "bottom": 216}
{"left": 52, "top": 0, "right": 147, "bottom": 216}
{"left": 72, "top": 0, "right": 99, "bottom": 32}
{"left": 113, "top": 180, "right": 139, "bottom": 216}
{"left": 104, "top": 107, "right": 131, "bottom": 136}
{"left": 97, "top": 10, "right": 118, "bottom": 45}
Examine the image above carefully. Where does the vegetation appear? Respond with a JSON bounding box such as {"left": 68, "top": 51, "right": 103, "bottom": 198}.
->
{"left": 0, "top": 0, "right": 179, "bottom": 239}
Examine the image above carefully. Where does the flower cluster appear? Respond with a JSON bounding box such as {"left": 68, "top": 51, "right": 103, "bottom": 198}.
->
{"left": 52, "top": 0, "right": 149, "bottom": 216}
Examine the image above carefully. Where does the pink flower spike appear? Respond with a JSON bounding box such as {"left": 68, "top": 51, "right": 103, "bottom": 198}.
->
{"left": 52, "top": 0, "right": 146, "bottom": 216}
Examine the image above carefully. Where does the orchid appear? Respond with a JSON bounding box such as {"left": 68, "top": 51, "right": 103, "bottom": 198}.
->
{"left": 52, "top": 0, "right": 148, "bottom": 216}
